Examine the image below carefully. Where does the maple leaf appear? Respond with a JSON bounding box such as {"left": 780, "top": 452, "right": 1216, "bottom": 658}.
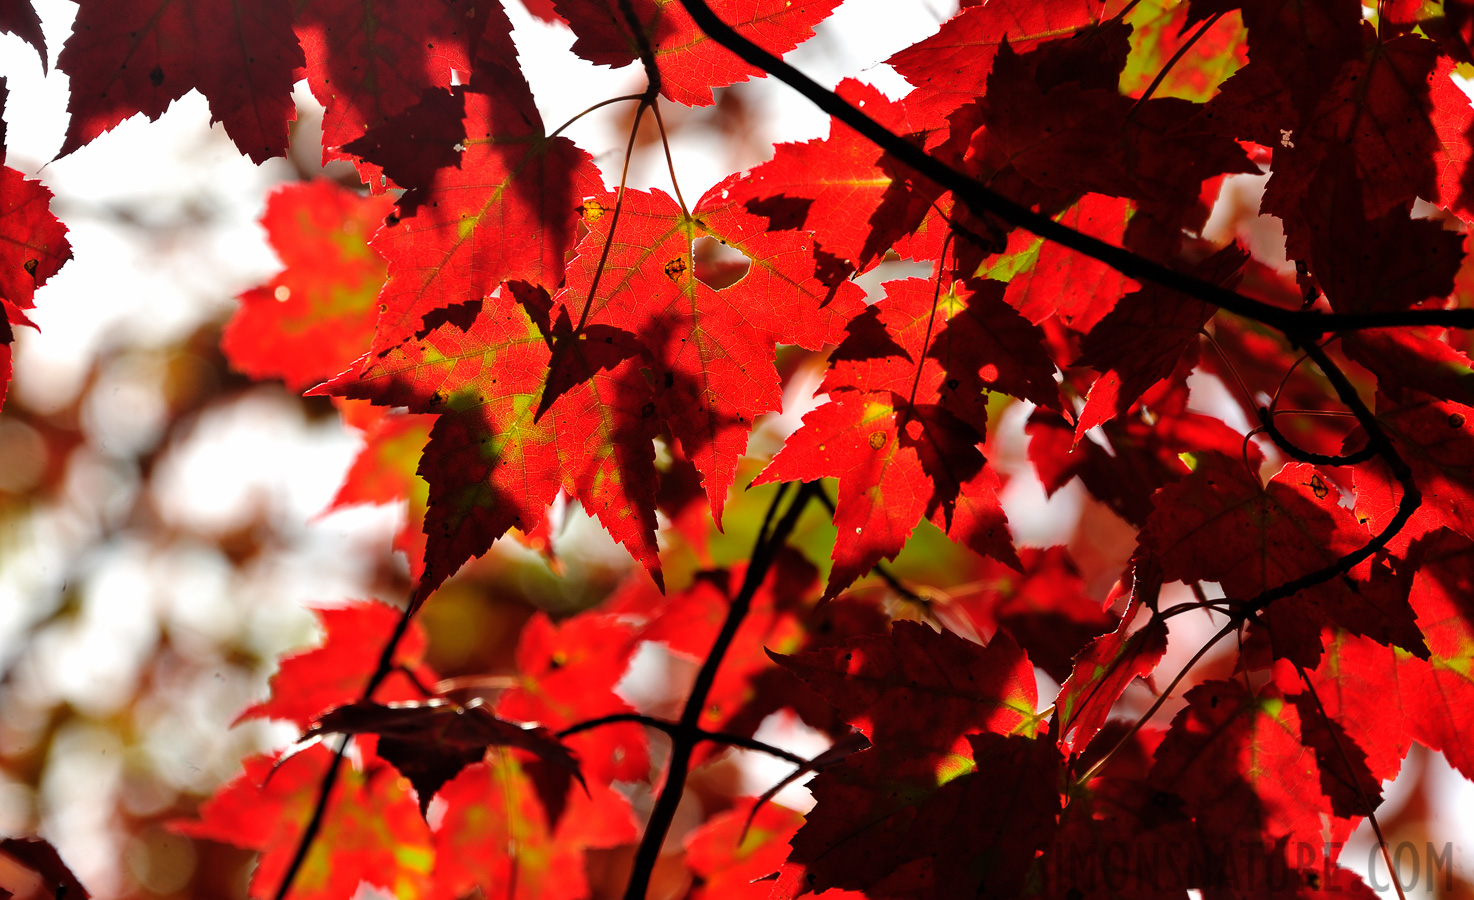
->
{"left": 237, "top": 600, "right": 437, "bottom": 729}
{"left": 346, "top": 75, "right": 602, "bottom": 360}
{"left": 431, "top": 752, "right": 638, "bottom": 900}
{"left": 1340, "top": 327, "right": 1474, "bottom": 408}
{"left": 1151, "top": 680, "right": 1329, "bottom": 848}
{"left": 318, "top": 289, "right": 663, "bottom": 605}
{"left": 756, "top": 276, "right": 1030, "bottom": 598}
{"left": 294, "top": 0, "right": 494, "bottom": 188}
{"left": 777, "top": 732, "right": 1061, "bottom": 899}
{"left": 725, "top": 79, "right": 940, "bottom": 283}
{"left": 684, "top": 801, "right": 807, "bottom": 900}
{"left": 556, "top": 183, "right": 865, "bottom": 526}
{"left": 552, "top": 0, "right": 842, "bottom": 106}
{"left": 1348, "top": 392, "right": 1474, "bottom": 550}
{"left": 886, "top": 0, "right": 1108, "bottom": 123}
{"left": 772, "top": 621, "right": 1055, "bottom": 899}
{"left": 1074, "top": 243, "right": 1247, "bottom": 437}
{"left": 980, "top": 193, "right": 1140, "bottom": 333}
{"left": 0, "top": 164, "right": 70, "bottom": 411}
{"left": 496, "top": 612, "right": 650, "bottom": 785}
{"left": 0, "top": 0, "right": 45, "bottom": 71}
{"left": 1055, "top": 595, "right": 1168, "bottom": 758}
{"left": 1119, "top": 0, "right": 1246, "bottom": 103}
{"left": 0, "top": 166, "right": 71, "bottom": 313}
{"left": 56, "top": 0, "right": 304, "bottom": 163}
{"left": 221, "top": 179, "right": 393, "bottom": 392}
{"left": 173, "top": 743, "right": 434, "bottom": 900}
{"left": 305, "top": 698, "right": 583, "bottom": 816}
{"left": 1140, "top": 452, "right": 1427, "bottom": 666}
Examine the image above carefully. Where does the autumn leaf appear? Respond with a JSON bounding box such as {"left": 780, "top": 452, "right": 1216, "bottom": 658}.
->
{"left": 348, "top": 76, "right": 603, "bottom": 361}
{"left": 556, "top": 183, "right": 865, "bottom": 527}
{"left": 431, "top": 752, "right": 638, "bottom": 900}
{"left": 237, "top": 600, "right": 437, "bottom": 729}
{"left": 1141, "top": 452, "right": 1427, "bottom": 666}
{"left": 553, "top": 0, "right": 842, "bottom": 106}
{"left": 305, "top": 698, "right": 582, "bottom": 816}
{"left": 294, "top": 0, "right": 494, "bottom": 188}
{"left": 496, "top": 612, "right": 650, "bottom": 785}
{"left": 172, "top": 743, "right": 434, "bottom": 900}
{"left": 0, "top": 0, "right": 45, "bottom": 71}
{"left": 222, "top": 179, "right": 393, "bottom": 392}
{"left": 57, "top": 0, "right": 304, "bottom": 162}
{"left": 317, "top": 290, "right": 663, "bottom": 606}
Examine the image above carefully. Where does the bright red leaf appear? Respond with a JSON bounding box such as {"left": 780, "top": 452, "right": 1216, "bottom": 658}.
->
{"left": 555, "top": 182, "right": 865, "bottom": 527}
{"left": 173, "top": 744, "right": 434, "bottom": 900}
{"left": 553, "top": 0, "right": 842, "bottom": 106}
{"left": 237, "top": 600, "right": 437, "bottom": 729}
{"left": 222, "top": 179, "right": 393, "bottom": 392}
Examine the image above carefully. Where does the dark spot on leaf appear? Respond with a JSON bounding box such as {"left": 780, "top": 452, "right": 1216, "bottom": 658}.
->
{"left": 869, "top": 431, "right": 887, "bottom": 450}
{"left": 946, "top": 378, "right": 959, "bottom": 390}
{"left": 385, "top": 212, "right": 400, "bottom": 227}
{"left": 578, "top": 199, "right": 606, "bottom": 222}
{"left": 1450, "top": 413, "right": 1466, "bottom": 428}
{"left": 23, "top": 259, "right": 38, "bottom": 278}
{"left": 641, "top": 402, "right": 655, "bottom": 418}
{"left": 663, "top": 257, "right": 688, "bottom": 281}
{"left": 149, "top": 65, "right": 164, "bottom": 87}
{"left": 1307, "top": 474, "right": 1328, "bottom": 499}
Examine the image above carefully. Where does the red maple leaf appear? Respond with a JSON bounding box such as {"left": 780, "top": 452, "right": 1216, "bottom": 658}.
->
{"left": 553, "top": 0, "right": 842, "bottom": 106}
{"left": 725, "top": 79, "right": 940, "bottom": 282}
{"left": 173, "top": 743, "right": 433, "bottom": 900}
{"left": 1349, "top": 392, "right": 1474, "bottom": 550}
{"left": 0, "top": 165, "right": 71, "bottom": 411}
{"left": 1055, "top": 593, "right": 1168, "bottom": 759}
{"left": 756, "top": 273, "right": 1033, "bottom": 597}
{"left": 318, "top": 288, "right": 663, "bottom": 604}
{"left": 294, "top": 0, "right": 494, "bottom": 188}
{"left": 0, "top": 0, "right": 45, "bottom": 70}
{"left": 495, "top": 611, "right": 650, "bottom": 785}
{"left": 237, "top": 600, "right": 437, "bottom": 729}
{"left": 555, "top": 182, "right": 865, "bottom": 527}
{"left": 981, "top": 193, "right": 1140, "bottom": 333}
{"left": 56, "top": 0, "right": 304, "bottom": 162}
{"left": 221, "top": 179, "right": 393, "bottom": 392}
{"left": 1141, "top": 452, "right": 1426, "bottom": 666}
{"left": 771, "top": 622, "right": 1055, "bottom": 898}
{"left": 1150, "top": 680, "right": 1334, "bottom": 851}
{"left": 432, "top": 753, "right": 638, "bottom": 900}
{"left": 348, "top": 75, "right": 602, "bottom": 361}
{"left": 886, "top": 0, "right": 1108, "bottom": 123}
{"left": 1074, "top": 243, "right": 1247, "bottom": 437}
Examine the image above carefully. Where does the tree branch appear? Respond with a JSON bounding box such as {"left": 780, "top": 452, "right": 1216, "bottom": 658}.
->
{"left": 623, "top": 481, "right": 820, "bottom": 900}
{"left": 674, "top": 0, "right": 1474, "bottom": 337}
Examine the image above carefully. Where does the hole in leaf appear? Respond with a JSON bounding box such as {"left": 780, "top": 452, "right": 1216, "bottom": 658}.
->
{"left": 693, "top": 236, "right": 751, "bottom": 289}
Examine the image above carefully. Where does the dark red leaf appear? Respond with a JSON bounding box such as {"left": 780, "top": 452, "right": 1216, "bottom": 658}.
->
{"left": 57, "top": 0, "right": 304, "bottom": 162}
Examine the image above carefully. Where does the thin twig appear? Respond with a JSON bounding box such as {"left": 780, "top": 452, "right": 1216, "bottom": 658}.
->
{"left": 274, "top": 598, "right": 418, "bottom": 900}
{"left": 623, "top": 482, "right": 819, "bottom": 900}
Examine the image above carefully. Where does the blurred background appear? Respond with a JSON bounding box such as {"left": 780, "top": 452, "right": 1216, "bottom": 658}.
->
{"left": 0, "top": 0, "right": 1470, "bottom": 897}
